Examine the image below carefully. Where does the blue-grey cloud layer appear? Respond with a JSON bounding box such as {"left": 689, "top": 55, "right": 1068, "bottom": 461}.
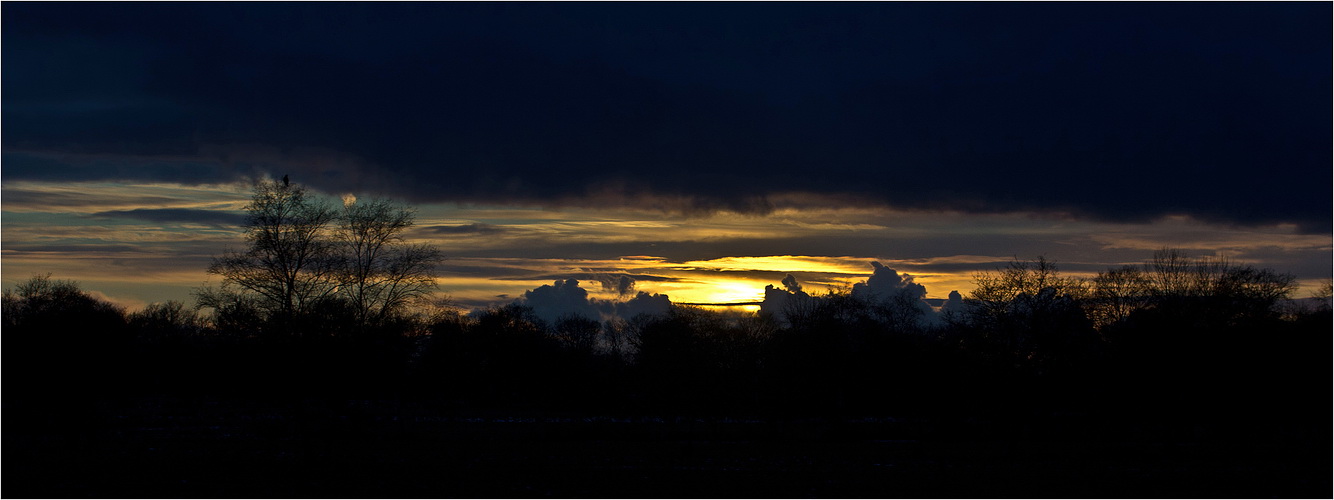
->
{"left": 4, "top": 3, "right": 1329, "bottom": 231}
{"left": 90, "top": 208, "right": 245, "bottom": 226}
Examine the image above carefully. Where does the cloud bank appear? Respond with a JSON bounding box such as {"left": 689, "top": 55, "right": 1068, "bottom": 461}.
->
{"left": 515, "top": 262, "right": 952, "bottom": 328}
{"left": 4, "top": 3, "right": 1328, "bottom": 232}
{"left": 761, "top": 263, "right": 956, "bottom": 328}
{"left": 514, "top": 278, "right": 672, "bottom": 325}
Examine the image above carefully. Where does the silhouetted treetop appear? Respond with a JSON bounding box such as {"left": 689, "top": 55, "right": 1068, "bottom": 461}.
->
{"left": 199, "top": 178, "right": 443, "bottom": 337}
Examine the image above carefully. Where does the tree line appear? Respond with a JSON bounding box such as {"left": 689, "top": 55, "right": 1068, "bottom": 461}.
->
{"left": 3, "top": 179, "right": 1329, "bottom": 426}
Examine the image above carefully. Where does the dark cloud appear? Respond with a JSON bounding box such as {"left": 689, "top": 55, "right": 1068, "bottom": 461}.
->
{"left": 518, "top": 279, "right": 598, "bottom": 324}
{"left": 496, "top": 272, "right": 679, "bottom": 285}
{"left": 515, "top": 278, "right": 670, "bottom": 323}
{"left": 939, "top": 290, "right": 966, "bottom": 319}
{"left": 4, "top": 3, "right": 1328, "bottom": 231}
{"left": 608, "top": 291, "right": 671, "bottom": 320}
{"left": 597, "top": 274, "right": 636, "bottom": 297}
{"left": 424, "top": 223, "right": 507, "bottom": 235}
{"left": 2, "top": 187, "right": 182, "bottom": 210}
{"left": 1, "top": 151, "right": 242, "bottom": 186}
{"left": 4, "top": 243, "right": 143, "bottom": 254}
{"left": 852, "top": 262, "right": 929, "bottom": 304}
{"left": 91, "top": 208, "right": 244, "bottom": 226}
{"left": 434, "top": 264, "right": 546, "bottom": 279}
{"left": 441, "top": 233, "right": 1066, "bottom": 264}
{"left": 760, "top": 275, "right": 813, "bottom": 324}
{"left": 761, "top": 264, "right": 939, "bottom": 326}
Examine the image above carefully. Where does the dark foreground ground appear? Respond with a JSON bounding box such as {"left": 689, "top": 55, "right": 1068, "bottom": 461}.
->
{"left": 5, "top": 397, "right": 1329, "bottom": 499}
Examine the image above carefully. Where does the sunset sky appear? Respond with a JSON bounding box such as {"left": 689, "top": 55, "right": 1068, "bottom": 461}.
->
{"left": 3, "top": 3, "right": 1330, "bottom": 312}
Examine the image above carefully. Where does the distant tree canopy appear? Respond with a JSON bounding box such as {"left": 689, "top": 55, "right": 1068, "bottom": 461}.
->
{"left": 966, "top": 249, "right": 1298, "bottom": 331}
{"left": 127, "top": 300, "right": 204, "bottom": 341}
{"left": 2, "top": 274, "right": 130, "bottom": 399}
{"left": 198, "top": 178, "right": 443, "bottom": 336}
{"left": 2, "top": 274, "right": 126, "bottom": 336}
{"left": 2, "top": 244, "right": 1326, "bottom": 418}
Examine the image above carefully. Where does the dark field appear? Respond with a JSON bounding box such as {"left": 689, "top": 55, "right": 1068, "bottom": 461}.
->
{"left": 5, "top": 397, "right": 1327, "bottom": 499}
{"left": 5, "top": 260, "right": 1330, "bottom": 498}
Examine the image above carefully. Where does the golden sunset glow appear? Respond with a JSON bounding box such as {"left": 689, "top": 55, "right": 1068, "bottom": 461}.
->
{"left": 665, "top": 278, "right": 769, "bottom": 305}
{"left": 3, "top": 179, "right": 1330, "bottom": 312}
{"left": 6, "top": 5, "right": 1326, "bottom": 496}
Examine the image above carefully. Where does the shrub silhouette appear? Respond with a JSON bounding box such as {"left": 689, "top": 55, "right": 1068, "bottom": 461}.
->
{"left": 128, "top": 300, "right": 204, "bottom": 342}
{"left": 418, "top": 304, "right": 567, "bottom": 408}
{"left": 3, "top": 275, "right": 129, "bottom": 401}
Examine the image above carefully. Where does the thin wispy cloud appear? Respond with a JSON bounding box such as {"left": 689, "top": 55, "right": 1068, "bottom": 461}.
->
{"left": 89, "top": 208, "right": 245, "bottom": 226}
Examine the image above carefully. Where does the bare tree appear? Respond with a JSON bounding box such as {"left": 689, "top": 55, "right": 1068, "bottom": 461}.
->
{"left": 968, "top": 255, "right": 1089, "bottom": 323}
{"left": 128, "top": 301, "right": 204, "bottom": 341}
{"left": 1142, "top": 248, "right": 1296, "bottom": 323}
{"left": 201, "top": 179, "right": 443, "bottom": 336}
{"left": 1314, "top": 279, "right": 1333, "bottom": 312}
{"left": 552, "top": 313, "right": 601, "bottom": 352}
{"left": 1087, "top": 265, "right": 1152, "bottom": 330}
{"left": 1147, "top": 247, "right": 1201, "bottom": 298}
{"left": 194, "top": 283, "right": 266, "bottom": 336}
{"left": 335, "top": 198, "right": 443, "bottom": 330}
{"left": 206, "top": 179, "right": 340, "bottom": 322}
{"left": 965, "top": 256, "right": 1094, "bottom": 362}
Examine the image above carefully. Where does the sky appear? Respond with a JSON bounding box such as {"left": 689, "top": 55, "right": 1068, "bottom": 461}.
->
{"left": 3, "top": 2, "right": 1330, "bottom": 314}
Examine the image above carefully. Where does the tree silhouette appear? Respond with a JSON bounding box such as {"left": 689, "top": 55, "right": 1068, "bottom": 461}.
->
{"left": 200, "top": 178, "right": 442, "bottom": 336}
{"left": 552, "top": 313, "right": 601, "bottom": 352}
{"left": 1138, "top": 248, "right": 1296, "bottom": 328}
{"left": 128, "top": 300, "right": 204, "bottom": 342}
{"left": 1311, "top": 278, "right": 1333, "bottom": 314}
{"left": 334, "top": 198, "right": 443, "bottom": 332}
{"left": 204, "top": 179, "right": 341, "bottom": 326}
{"left": 964, "top": 256, "right": 1095, "bottom": 367}
{"left": 1086, "top": 265, "right": 1151, "bottom": 330}
{"left": 2, "top": 274, "right": 129, "bottom": 400}
{"left": 3, "top": 274, "right": 127, "bottom": 337}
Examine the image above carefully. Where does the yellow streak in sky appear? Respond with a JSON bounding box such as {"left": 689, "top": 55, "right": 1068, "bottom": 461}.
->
{"left": 2, "top": 181, "right": 250, "bottom": 213}
{"left": 673, "top": 255, "right": 872, "bottom": 275}
{"left": 5, "top": 181, "right": 1328, "bottom": 311}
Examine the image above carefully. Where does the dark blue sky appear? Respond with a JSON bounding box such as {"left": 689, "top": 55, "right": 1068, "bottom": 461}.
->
{"left": 4, "top": 2, "right": 1330, "bottom": 231}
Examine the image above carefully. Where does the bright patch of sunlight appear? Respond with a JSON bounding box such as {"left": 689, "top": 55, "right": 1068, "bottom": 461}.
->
{"left": 693, "top": 303, "right": 763, "bottom": 314}
{"left": 649, "top": 278, "right": 769, "bottom": 305}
